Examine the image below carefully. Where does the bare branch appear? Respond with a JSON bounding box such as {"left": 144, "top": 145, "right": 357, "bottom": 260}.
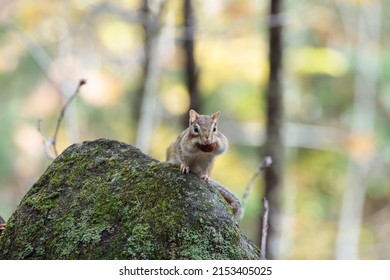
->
{"left": 240, "top": 156, "right": 272, "bottom": 219}
{"left": 259, "top": 197, "right": 270, "bottom": 260}
{"left": 37, "top": 79, "right": 86, "bottom": 159}
{"left": 52, "top": 79, "right": 86, "bottom": 157}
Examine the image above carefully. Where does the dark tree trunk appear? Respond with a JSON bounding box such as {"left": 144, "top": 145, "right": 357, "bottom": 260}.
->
{"left": 182, "top": 0, "right": 199, "bottom": 127}
{"left": 262, "top": 0, "right": 284, "bottom": 260}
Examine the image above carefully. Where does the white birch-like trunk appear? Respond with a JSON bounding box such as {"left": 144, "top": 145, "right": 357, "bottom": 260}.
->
{"left": 335, "top": 2, "right": 381, "bottom": 260}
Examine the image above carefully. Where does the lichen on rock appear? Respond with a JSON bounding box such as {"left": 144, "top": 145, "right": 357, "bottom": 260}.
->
{"left": 0, "top": 138, "right": 259, "bottom": 259}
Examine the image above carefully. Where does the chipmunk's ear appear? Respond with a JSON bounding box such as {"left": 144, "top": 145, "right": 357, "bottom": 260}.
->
{"left": 211, "top": 111, "right": 220, "bottom": 122}
{"left": 189, "top": 109, "right": 199, "bottom": 125}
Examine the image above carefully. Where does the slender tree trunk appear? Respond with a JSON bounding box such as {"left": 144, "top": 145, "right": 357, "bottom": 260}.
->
{"left": 135, "top": 0, "right": 165, "bottom": 153}
{"left": 335, "top": 2, "right": 381, "bottom": 259}
{"left": 133, "top": 0, "right": 152, "bottom": 124}
{"left": 262, "top": 0, "right": 283, "bottom": 260}
{"left": 182, "top": 0, "right": 199, "bottom": 127}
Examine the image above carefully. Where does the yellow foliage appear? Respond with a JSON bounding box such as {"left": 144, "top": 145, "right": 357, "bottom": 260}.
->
{"left": 160, "top": 84, "right": 190, "bottom": 116}
{"left": 13, "top": 0, "right": 58, "bottom": 27}
{"left": 96, "top": 17, "right": 143, "bottom": 53}
{"left": 149, "top": 126, "right": 179, "bottom": 161}
{"left": 196, "top": 36, "right": 268, "bottom": 93}
{"left": 288, "top": 47, "right": 349, "bottom": 76}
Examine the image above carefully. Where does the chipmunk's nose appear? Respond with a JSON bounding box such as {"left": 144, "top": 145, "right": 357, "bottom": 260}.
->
{"left": 204, "top": 139, "right": 211, "bottom": 145}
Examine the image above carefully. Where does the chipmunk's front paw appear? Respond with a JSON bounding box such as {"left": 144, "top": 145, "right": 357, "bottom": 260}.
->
{"left": 201, "top": 175, "right": 210, "bottom": 182}
{"left": 180, "top": 164, "right": 190, "bottom": 174}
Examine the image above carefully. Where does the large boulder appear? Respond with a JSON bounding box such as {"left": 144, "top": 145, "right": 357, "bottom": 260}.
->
{"left": 0, "top": 139, "right": 259, "bottom": 259}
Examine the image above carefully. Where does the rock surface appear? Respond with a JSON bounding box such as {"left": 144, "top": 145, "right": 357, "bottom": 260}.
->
{"left": 0, "top": 139, "right": 259, "bottom": 259}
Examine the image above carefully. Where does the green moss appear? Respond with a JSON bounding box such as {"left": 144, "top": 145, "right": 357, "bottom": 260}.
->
{"left": 0, "top": 139, "right": 259, "bottom": 260}
{"left": 125, "top": 224, "right": 158, "bottom": 259}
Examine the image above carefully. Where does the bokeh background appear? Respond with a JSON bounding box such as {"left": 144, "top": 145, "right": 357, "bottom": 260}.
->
{"left": 0, "top": 0, "right": 389, "bottom": 259}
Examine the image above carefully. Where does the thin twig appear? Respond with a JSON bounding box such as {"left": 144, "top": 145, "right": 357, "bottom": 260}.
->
{"left": 259, "top": 197, "right": 269, "bottom": 260}
{"left": 52, "top": 79, "right": 86, "bottom": 157}
{"left": 240, "top": 156, "right": 272, "bottom": 218}
{"left": 38, "top": 79, "right": 86, "bottom": 159}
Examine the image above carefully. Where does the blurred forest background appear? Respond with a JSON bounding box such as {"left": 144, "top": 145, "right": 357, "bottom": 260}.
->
{"left": 1, "top": 0, "right": 390, "bottom": 259}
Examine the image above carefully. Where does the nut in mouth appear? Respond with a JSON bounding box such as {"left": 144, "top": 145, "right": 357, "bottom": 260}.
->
{"left": 197, "top": 143, "right": 217, "bottom": 153}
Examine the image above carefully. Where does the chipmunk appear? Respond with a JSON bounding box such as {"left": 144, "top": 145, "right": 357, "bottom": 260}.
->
{"left": 166, "top": 109, "right": 242, "bottom": 220}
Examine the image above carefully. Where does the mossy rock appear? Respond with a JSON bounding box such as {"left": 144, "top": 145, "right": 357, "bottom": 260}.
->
{"left": 0, "top": 138, "right": 259, "bottom": 259}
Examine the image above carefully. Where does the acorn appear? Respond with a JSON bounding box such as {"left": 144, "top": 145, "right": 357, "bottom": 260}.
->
{"left": 197, "top": 143, "right": 217, "bottom": 153}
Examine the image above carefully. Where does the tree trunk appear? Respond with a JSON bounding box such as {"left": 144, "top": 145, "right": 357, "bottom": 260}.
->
{"left": 135, "top": 0, "right": 165, "bottom": 153}
{"left": 182, "top": 0, "right": 199, "bottom": 127}
{"left": 335, "top": 2, "right": 381, "bottom": 259}
{"left": 262, "top": 0, "right": 284, "bottom": 260}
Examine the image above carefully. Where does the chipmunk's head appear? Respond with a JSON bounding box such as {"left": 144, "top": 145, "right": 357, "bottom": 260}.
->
{"left": 189, "top": 109, "right": 220, "bottom": 149}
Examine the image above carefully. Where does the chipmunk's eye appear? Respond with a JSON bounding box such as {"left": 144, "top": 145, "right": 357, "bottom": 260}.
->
{"left": 194, "top": 124, "right": 200, "bottom": 133}
{"left": 212, "top": 123, "right": 217, "bottom": 132}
